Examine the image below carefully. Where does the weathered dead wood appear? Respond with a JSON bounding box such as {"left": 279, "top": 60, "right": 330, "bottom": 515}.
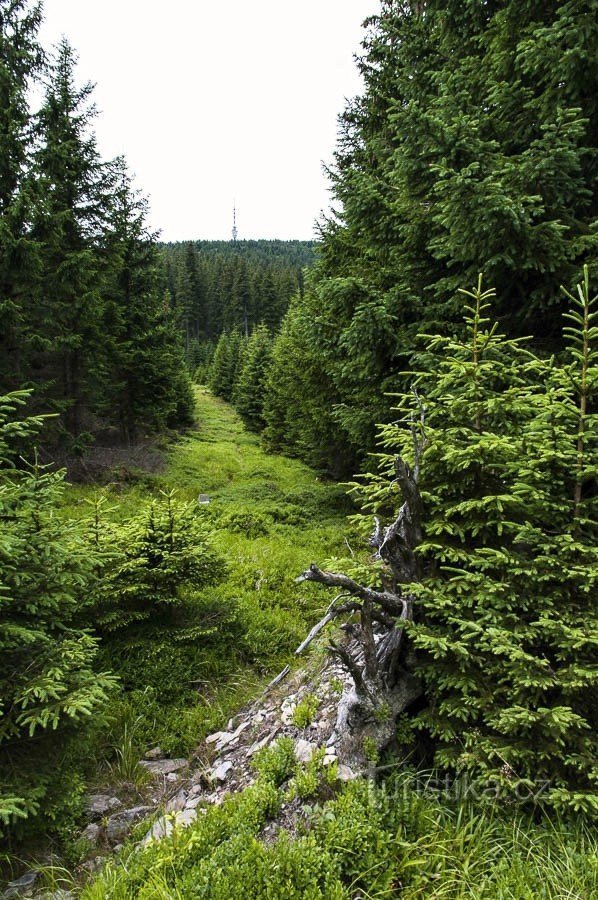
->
{"left": 294, "top": 595, "right": 361, "bottom": 656}
{"left": 296, "top": 564, "right": 406, "bottom": 617}
{"left": 295, "top": 445, "right": 426, "bottom": 760}
{"left": 262, "top": 664, "right": 290, "bottom": 695}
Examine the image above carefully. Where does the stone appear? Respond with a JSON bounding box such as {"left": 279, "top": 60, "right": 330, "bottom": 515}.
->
{"left": 280, "top": 695, "right": 297, "bottom": 725}
{"left": 294, "top": 739, "right": 316, "bottom": 764}
{"left": 144, "top": 745, "right": 164, "bottom": 760}
{"left": 166, "top": 772, "right": 178, "bottom": 782}
{"left": 142, "top": 814, "right": 172, "bottom": 844}
{"left": 38, "top": 892, "right": 75, "bottom": 900}
{"left": 175, "top": 808, "right": 197, "bottom": 828}
{"left": 81, "top": 823, "right": 101, "bottom": 845}
{"left": 86, "top": 794, "right": 122, "bottom": 819}
{"left": 139, "top": 758, "right": 187, "bottom": 776}
{"left": 185, "top": 795, "right": 203, "bottom": 810}
{"left": 337, "top": 764, "right": 356, "bottom": 782}
{"left": 248, "top": 728, "right": 278, "bottom": 756}
{"left": 142, "top": 808, "right": 198, "bottom": 846}
{"left": 211, "top": 760, "right": 233, "bottom": 782}
{"left": 81, "top": 856, "right": 106, "bottom": 875}
{"left": 165, "top": 789, "right": 188, "bottom": 812}
{"left": 208, "top": 720, "right": 251, "bottom": 752}
{"left": 105, "top": 805, "right": 152, "bottom": 841}
{"left": 3, "top": 870, "right": 38, "bottom": 898}
{"left": 323, "top": 753, "right": 337, "bottom": 767}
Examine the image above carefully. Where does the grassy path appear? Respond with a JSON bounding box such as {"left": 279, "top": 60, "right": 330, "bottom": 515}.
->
{"left": 63, "top": 388, "right": 352, "bottom": 755}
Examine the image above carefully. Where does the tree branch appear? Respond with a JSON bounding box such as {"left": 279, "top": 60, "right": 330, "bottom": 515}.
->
{"left": 296, "top": 564, "right": 405, "bottom": 616}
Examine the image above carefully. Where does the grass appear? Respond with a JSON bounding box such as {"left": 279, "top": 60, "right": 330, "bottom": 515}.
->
{"left": 51, "top": 389, "right": 596, "bottom": 896}
{"left": 81, "top": 768, "right": 597, "bottom": 899}
{"left": 59, "top": 388, "right": 352, "bottom": 759}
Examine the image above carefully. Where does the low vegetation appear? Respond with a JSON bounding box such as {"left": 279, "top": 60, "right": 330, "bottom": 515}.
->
{"left": 81, "top": 759, "right": 596, "bottom": 899}
{"left": 0, "top": 387, "right": 350, "bottom": 857}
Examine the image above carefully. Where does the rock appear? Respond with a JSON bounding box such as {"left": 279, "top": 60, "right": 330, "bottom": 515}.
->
{"left": 139, "top": 758, "right": 187, "bottom": 776}
{"left": 86, "top": 794, "right": 122, "bottom": 819}
{"left": 81, "top": 823, "right": 101, "bottom": 845}
{"left": 337, "top": 764, "right": 356, "bottom": 782}
{"left": 142, "top": 808, "right": 198, "bottom": 846}
{"left": 323, "top": 753, "right": 337, "bottom": 767}
{"left": 81, "top": 856, "right": 106, "bottom": 875}
{"left": 144, "top": 745, "right": 164, "bottom": 760}
{"left": 211, "top": 760, "right": 233, "bottom": 782}
{"left": 142, "top": 814, "right": 173, "bottom": 844}
{"left": 185, "top": 795, "right": 203, "bottom": 810}
{"left": 294, "top": 739, "right": 316, "bottom": 764}
{"left": 280, "top": 695, "right": 297, "bottom": 725}
{"left": 175, "top": 808, "right": 197, "bottom": 828}
{"left": 248, "top": 728, "right": 279, "bottom": 756}
{"left": 3, "top": 870, "right": 38, "bottom": 898}
{"left": 166, "top": 772, "right": 179, "bottom": 782}
{"left": 38, "top": 891, "right": 75, "bottom": 900}
{"left": 105, "top": 805, "right": 152, "bottom": 841}
{"left": 165, "top": 789, "right": 188, "bottom": 812}
{"left": 207, "top": 720, "right": 251, "bottom": 752}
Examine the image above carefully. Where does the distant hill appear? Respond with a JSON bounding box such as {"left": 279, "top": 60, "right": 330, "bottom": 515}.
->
{"left": 160, "top": 240, "right": 317, "bottom": 357}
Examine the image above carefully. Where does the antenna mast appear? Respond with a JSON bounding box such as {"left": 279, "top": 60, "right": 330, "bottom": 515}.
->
{"left": 232, "top": 202, "right": 238, "bottom": 242}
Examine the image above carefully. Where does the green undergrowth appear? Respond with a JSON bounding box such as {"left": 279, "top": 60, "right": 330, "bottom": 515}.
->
{"left": 81, "top": 755, "right": 596, "bottom": 899}
{"left": 60, "top": 389, "right": 352, "bottom": 758}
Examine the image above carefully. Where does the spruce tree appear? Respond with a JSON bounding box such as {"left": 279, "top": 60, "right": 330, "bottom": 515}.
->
{"left": 233, "top": 324, "right": 272, "bottom": 431}
{"left": 262, "top": 282, "right": 357, "bottom": 476}
{"left": 347, "top": 274, "right": 597, "bottom": 812}
{"left": 209, "top": 328, "right": 244, "bottom": 402}
{"left": 102, "top": 158, "right": 194, "bottom": 439}
{"left": 0, "top": 0, "right": 43, "bottom": 392}
{"left": 87, "top": 491, "right": 229, "bottom": 698}
{"left": 29, "top": 38, "right": 111, "bottom": 439}
{"left": 268, "top": 0, "right": 598, "bottom": 474}
{"left": 0, "top": 392, "right": 116, "bottom": 837}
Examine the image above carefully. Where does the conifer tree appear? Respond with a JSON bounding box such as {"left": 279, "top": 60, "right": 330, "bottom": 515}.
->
{"left": 29, "top": 38, "right": 111, "bottom": 439}
{"left": 0, "top": 392, "right": 116, "bottom": 837}
{"left": 87, "top": 491, "right": 230, "bottom": 698}
{"left": 102, "top": 159, "right": 194, "bottom": 439}
{"left": 233, "top": 324, "right": 272, "bottom": 431}
{"left": 269, "top": 0, "right": 598, "bottom": 474}
{"left": 0, "top": 0, "right": 43, "bottom": 392}
{"left": 209, "top": 328, "right": 244, "bottom": 402}
{"left": 262, "top": 284, "right": 356, "bottom": 476}
{"left": 305, "top": 274, "right": 597, "bottom": 812}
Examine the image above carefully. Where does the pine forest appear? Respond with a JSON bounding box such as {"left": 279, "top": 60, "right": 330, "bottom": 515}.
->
{"left": 0, "top": 1, "right": 596, "bottom": 897}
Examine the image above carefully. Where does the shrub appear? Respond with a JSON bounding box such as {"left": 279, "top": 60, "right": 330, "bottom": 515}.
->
{"left": 292, "top": 693, "right": 319, "bottom": 729}
{"left": 0, "top": 392, "right": 116, "bottom": 842}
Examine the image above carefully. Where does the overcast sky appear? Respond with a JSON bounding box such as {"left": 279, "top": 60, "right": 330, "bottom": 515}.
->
{"left": 38, "top": 0, "right": 376, "bottom": 241}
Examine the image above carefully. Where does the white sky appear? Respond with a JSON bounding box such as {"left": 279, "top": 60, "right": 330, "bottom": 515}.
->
{"left": 38, "top": 0, "right": 376, "bottom": 242}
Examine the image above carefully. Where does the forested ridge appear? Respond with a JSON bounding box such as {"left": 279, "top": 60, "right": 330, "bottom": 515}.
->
{"left": 1, "top": 0, "right": 597, "bottom": 896}
{"left": 160, "top": 239, "right": 315, "bottom": 374}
